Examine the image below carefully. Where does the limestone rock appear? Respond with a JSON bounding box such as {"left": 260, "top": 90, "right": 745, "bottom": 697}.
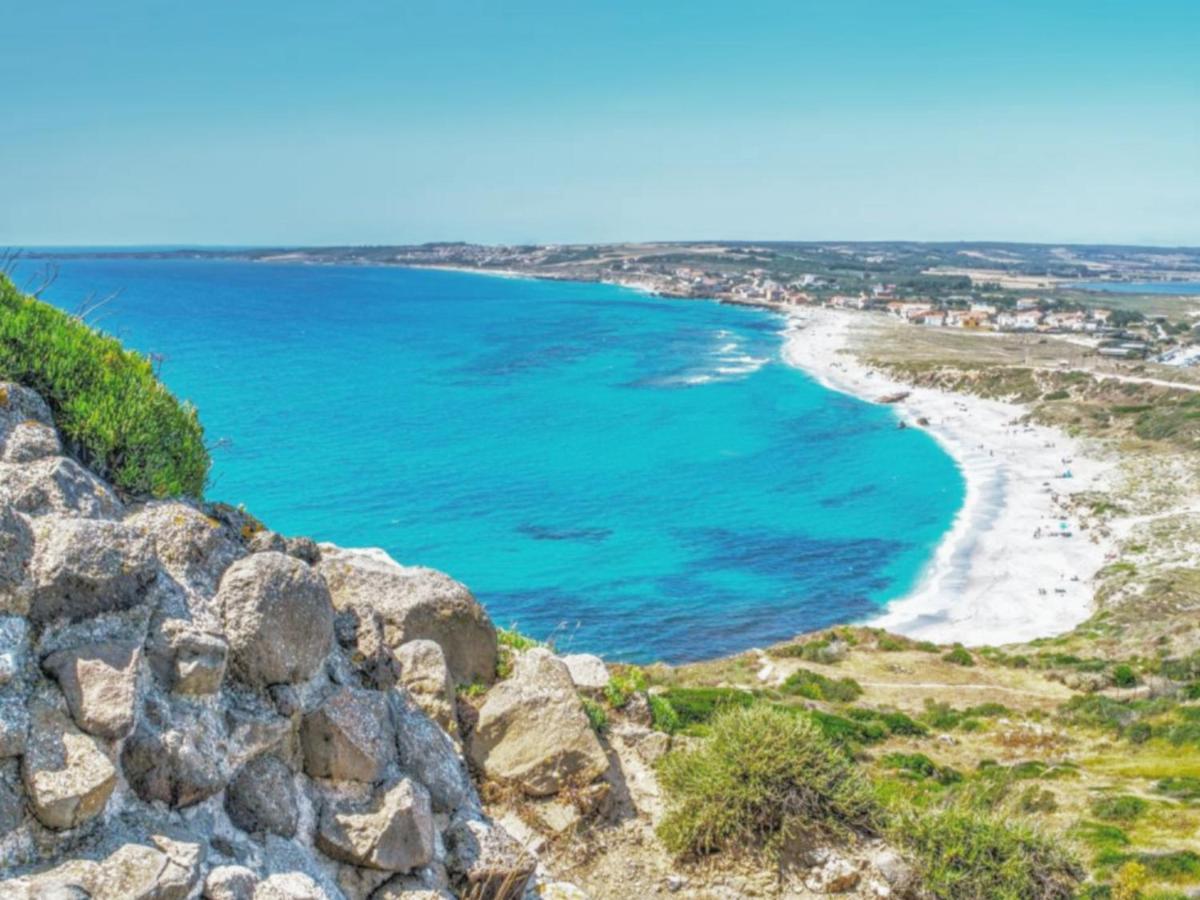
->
{"left": 1, "top": 836, "right": 201, "bottom": 899}
{"left": 0, "top": 382, "right": 54, "bottom": 431}
{"left": 301, "top": 686, "right": 395, "bottom": 783}
{"left": 1, "top": 456, "right": 122, "bottom": 519}
{"left": 0, "top": 613, "right": 30, "bottom": 690}
{"left": 371, "top": 875, "right": 454, "bottom": 899}
{"left": 318, "top": 547, "right": 497, "bottom": 684}
{"left": 316, "top": 778, "right": 434, "bottom": 872}
{"left": 28, "top": 516, "right": 156, "bottom": 624}
{"left": 390, "top": 689, "right": 472, "bottom": 813}
{"left": 204, "top": 865, "right": 258, "bottom": 900}
{"left": 254, "top": 872, "right": 331, "bottom": 899}
{"left": 218, "top": 552, "right": 333, "bottom": 687}
{"left": 126, "top": 500, "right": 245, "bottom": 594}
{"left": 225, "top": 754, "right": 298, "bottom": 838}
{"left": 333, "top": 605, "right": 399, "bottom": 691}
{"left": 560, "top": 653, "right": 609, "bottom": 692}
{"left": 21, "top": 699, "right": 116, "bottom": 830}
{"left": 468, "top": 648, "right": 608, "bottom": 796}
{"left": 0, "top": 506, "right": 33, "bottom": 612}
{"left": 43, "top": 641, "right": 141, "bottom": 739}
{"left": 1, "top": 419, "right": 61, "bottom": 463}
{"left": 121, "top": 698, "right": 228, "bottom": 808}
{"left": 284, "top": 536, "right": 321, "bottom": 565}
{"left": 147, "top": 618, "right": 228, "bottom": 695}
{"left": 396, "top": 639, "right": 458, "bottom": 740}
{"left": 444, "top": 816, "right": 536, "bottom": 900}
{"left": 0, "top": 694, "right": 29, "bottom": 757}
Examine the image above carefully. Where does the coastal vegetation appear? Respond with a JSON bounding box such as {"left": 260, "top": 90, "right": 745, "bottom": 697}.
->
{"left": 0, "top": 274, "right": 208, "bottom": 497}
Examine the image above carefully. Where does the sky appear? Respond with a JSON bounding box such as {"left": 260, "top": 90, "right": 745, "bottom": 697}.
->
{"left": 3, "top": 1, "right": 1198, "bottom": 247}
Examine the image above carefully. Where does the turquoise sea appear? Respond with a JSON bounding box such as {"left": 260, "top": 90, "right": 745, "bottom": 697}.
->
{"left": 31, "top": 260, "right": 963, "bottom": 662}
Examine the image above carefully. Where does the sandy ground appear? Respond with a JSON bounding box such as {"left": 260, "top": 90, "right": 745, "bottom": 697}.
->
{"left": 781, "top": 307, "right": 1121, "bottom": 646}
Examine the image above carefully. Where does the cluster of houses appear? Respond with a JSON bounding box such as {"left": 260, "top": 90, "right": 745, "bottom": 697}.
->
{"left": 826, "top": 292, "right": 1118, "bottom": 336}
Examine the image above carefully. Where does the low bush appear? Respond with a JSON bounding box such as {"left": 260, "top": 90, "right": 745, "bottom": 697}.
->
{"left": 654, "top": 686, "right": 756, "bottom": 731}
{"left": 604, "top": 666, "right": 648, "bottom": 708}
{"left": 648, "top": 694, "right": 681, "bottom": 733}
{"left": 0, "top": 274, "right": 208, "bottom": 497}
{"left": 581, "top": 698, "right": 608, "bottom": 734}
{"left": 894, "top": 806, "right": 1083, "bottom": 899}
{"left": 780, "top": 668, "right": 863, "bottom": 703}
{"left": 1091, "top": 795, "right": 1149, "bottom": 823}
{"left": 943, "top": 645, "right": 975, "bottom": 667}
{"left": 656, "top": 704, "right": 877, "bottom": 859}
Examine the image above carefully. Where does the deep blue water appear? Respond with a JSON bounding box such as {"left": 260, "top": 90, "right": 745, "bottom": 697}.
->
{"left": 29, "top": 260, "right": 963, "bottom": 662}
{"left": 1068, "top": 281, "right": 1200, "bottom": 295}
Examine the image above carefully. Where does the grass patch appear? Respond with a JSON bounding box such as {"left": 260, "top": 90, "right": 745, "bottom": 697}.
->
{"left": 0, "top": 274, "right": 208, "bottom": 497}
{"left": 1091, "top": 795, "right": 1149, "bottom": 823}
{"left": 652, "top": 686, "right": 756, "bottom": 733}
{"left": 656, "top": 704, "right": 876, "bottom": 859}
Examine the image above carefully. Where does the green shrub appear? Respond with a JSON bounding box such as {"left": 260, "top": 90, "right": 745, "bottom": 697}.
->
{"left": 656, "top": 704, "right": 877, "bottom": 859}
{"left": 581, "top": 698, "right": 608, "bottom": 734}
{"left": 604, "top": 666, "right": 648, "bottom": 708}
{"left": 1091, "top": 795, "right": 1149, "bottom": 823}
{"left": 895, "top": 806, "right": 1083, "bottom": 899}
{"left": 1154, "top": 776, "right": 1200, "bottom": 802}
{"left": 810, "top": 709, "right": 888, "bottom": 748}
{"left": 883, "top": 752, "right": 962, "bottom": 785}
{"left": 1112, "top": 664, "right": 1138, "bottom": 688}
{"left": 943, "top": 645, "right": 975, "bottom": 667}
{"left": 0, "top": 275, "right": 208, "bottom": 497}
{"left": 770, "top": 635, "right": 847, "bottom": 663}
{"left": 648, "top": 694, "right": 681, "bottom": 733}
{"left": 780, "top": 668, "right": 863, "bottom": 703}
{"left": 655, "top": 687, "right": 756, "bottom": 731}
{"left": 494, "top": 626, "right": 543, "bottom": 679}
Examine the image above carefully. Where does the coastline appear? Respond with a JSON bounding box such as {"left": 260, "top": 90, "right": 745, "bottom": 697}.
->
{"left": 780, "top": 307, "right": 1119, "bottom": 646}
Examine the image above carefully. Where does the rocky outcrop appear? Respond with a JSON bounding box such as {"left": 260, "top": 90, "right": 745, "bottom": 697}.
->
{"left": 468, "top": 648, "right": 609, "bottom": 796}
{"left": 0, "top": 383, "right": 577, "bottom": 899}
{"left": 318, "top": 547, "right": 497, "bottom": 685}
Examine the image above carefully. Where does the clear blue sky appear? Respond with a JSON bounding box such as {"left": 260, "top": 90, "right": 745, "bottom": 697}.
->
{"left": 3, "top": 1, "right": 1197, "bottom": 247}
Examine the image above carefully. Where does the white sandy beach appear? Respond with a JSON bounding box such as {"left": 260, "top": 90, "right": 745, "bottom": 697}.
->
{"left": 781, "top": 307, "right": 1119, "bottom": 646}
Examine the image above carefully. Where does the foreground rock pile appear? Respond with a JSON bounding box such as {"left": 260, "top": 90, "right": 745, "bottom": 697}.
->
{"left": 0, "top": 382, "right": 610, "bottom": 899}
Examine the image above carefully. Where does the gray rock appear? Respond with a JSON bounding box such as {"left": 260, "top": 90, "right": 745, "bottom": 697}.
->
{"left": 444, "top": 816, "right": 536, "bottom": 900}
{"left": 218, "top": 552, "right": 333, "bottom": 687}
{"left": 1, "top": 420, "right": 61, "bottom": 463}
{"left": 42, "top": 641, "right": 141, "bottom": 739}
{"left": 20, "top": 698, "right": 116, "bottom": 830}
{"left": 147, "top": 617, "right": 228, "bottom": 695}
{"left": 316, "top": 777, "right": 434, "bottom": 872}
{"left": 396, "top": 640, "right": 457, "bottom": 741}
{"left": 0, "top": 456, "right": 122, "bottom": 519}
{"left": 204, "top": 864, "right": 258, "bottom": 900}
{"left": 254, "top": 872, "right": 331, "bottom": 899}
{"left": 468, "top": 648, "right": 608, "bottom": 797}
{"left": 333, "top": 605, "right": 399, "bottom": 691}
{"left": 371, "top": 876, "right": 455, "bottom": 899}
{"left": 389, "top": 689, "right": 472, "bottom": 814}
{"left": 225, "top": 754, "right": 299, "bottom": 838}
{"left": 28, "top": 516, "right": 157, "bottom": 624}
{"left": 560, "top": 653, "right": 609, "bottom": 692}
{"left": 126, "top": 500, "right": 245, "bottom": 594}
{"left": 301, "top": 686, "right": 395, "bottom": 783}
{"left": 0, "top": 382, "right": 54, "bottom": 431}
{"left": 0, "top": 614, "right": 30, "bottom": 689}
{"left": 284, "top": 536, "right": 321, "bottom": 565}
{"left": 318, "top": 547, "right": 497, "bottom": 685}
{"left": 0, "top": 694, "right": 29, "bottom": 757}
{"left": 0, "top": 760, "right": 25, "bottom": 834}
{"left": 247, "top": 530, "right": 287, "bottom": 554}
{"left": 0, "top": 835, "right": 201, "bottom": 899}
{"left": 121, "top": 698, "right": 228, "bottom": 808}
{"left": 0, "top": 507, "right": 33, "bottom": 614}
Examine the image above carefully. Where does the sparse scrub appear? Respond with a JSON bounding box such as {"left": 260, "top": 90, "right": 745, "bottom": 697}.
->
{"left": 656, "top": 705, "right": 877, "bottom": 859}
{"left": 943, "top": 644, "right": 975, "bottom": 666}
{"left": 0, "top": 274, "right": 209, "bottom": 497}
{"left": 780, "top": 667, "right": 863, "bottom": 702}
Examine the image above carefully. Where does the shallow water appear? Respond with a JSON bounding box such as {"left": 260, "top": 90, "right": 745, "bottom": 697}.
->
{"left": 34, "top": 260, "right": 963, "bottom": 662}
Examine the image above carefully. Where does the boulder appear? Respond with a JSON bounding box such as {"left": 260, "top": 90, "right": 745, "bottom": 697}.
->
{"left": 560, "top": 654, "right": 609, "bottom": 692}
{"left": 20, "top": 699, "right": 116, "bottom": 830}
{"left": 126, "top": 501, "right": 245, "bottom": 595}
{"left": 218, "top": 552, "right": 333, "bottom": 687}
{"left": 42, "top": 641, "right": 141, "bottom": 739}
{"left": 28, "top": 517, "right": 157, "bottom": 624}
{"left": 0, "top": 836, "right": 201, "bottom": 899}
{"left": 121, "top": 698, "right": 228, "bottom": 808}
{"left": 0, "top": 506, "right": 33, "bottom": 613}
{"left": 301, "top": 686, "right": 395, "bottom": 783}
{"left": 371, "top": 875, "right": 454, "bottom": 899}
{"left": 318, "top": 547, "right": 497, "bottom": 684}
{"left": 146, "top": 618, "right": 228, "bottom": 695}
{"left": 0, "top": 383, "right": 54, "bottom": 432}
{"left": 389, "top": 689, "right": 472, "bottom": 813}
{"left": 225, "top": 754, "right": 299, "bottom": 838}
{"left": 315, "top": 778, "right": 434, "bottom": 872}
{"left": 444, "top": 817, "right": 536, "bottom": 900}
{"left": 1, "top": 421, "right": 62, "bottom": 463}
{"left": 254, "top": 873, "right": 331, "bottom": 900}
{"left": 396, "top": 640, "right": 457, "bottom": 740}
{"left": 468, "top": 648, "right": 608, "bottom": 796}
{"left": 0, "top": 456, "right": 122, "bottom": 519}
{"left": 203, "top": 865, "right": 258, "bottom": 900}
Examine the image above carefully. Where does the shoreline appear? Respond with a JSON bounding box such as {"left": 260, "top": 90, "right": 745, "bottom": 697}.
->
{"left": 780, "top": 307, "right": 1119, "bottom": 646}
